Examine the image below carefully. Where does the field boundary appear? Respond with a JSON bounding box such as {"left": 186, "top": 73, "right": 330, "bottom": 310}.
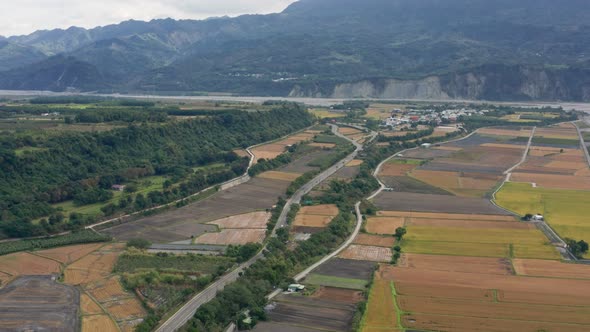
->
{"left": 89, "top": 125, "right": 316, "bottom": 232}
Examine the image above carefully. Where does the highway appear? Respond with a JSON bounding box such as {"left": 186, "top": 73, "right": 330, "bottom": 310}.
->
{"left": 156, "top": 124, "right": 370, "bottom": 331}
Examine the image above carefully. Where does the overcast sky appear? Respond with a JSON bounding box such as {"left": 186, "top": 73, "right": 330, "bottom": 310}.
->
{"left": 0, "top": 0, "right": 297, "bottom": 37}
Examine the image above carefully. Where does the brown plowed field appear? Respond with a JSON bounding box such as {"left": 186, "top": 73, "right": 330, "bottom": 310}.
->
{"left": 365, "top": 216, "right": 406, "bottom": 234}
{"left": 309, "top": 142, "right": 336, "bottom": 148}
{"left": 313, "top": 258, "right": 376, "bottom": 280}
{"left": 402, "top": 313, "right": 588, "bottom": 332}
{"left": 103, "top": 298, "right": 146, "bottom": 321}
{"left": 396, "top": 283, "right": 495, "bottom": 301}
{"left": 339, "top": 245, "right": 392, "bottom": 262}
{"left": 251, "top": 132, "right": 316, "bottom": 161}
{"left": 434, "top": 145, "right": 463, "bottom": 151}
{"left": 529, "top": 146, "right": 578, "bottom": 156}
{"left": 354, "top": 234, "right": 396, "bottom": 247}
{"left": 266, "top": 296, "right": 355, "bottom": 332}
{"left": 35, "top": 243, "right": 104, "bottom": 264}
{"left": 380, "top": 163, "right": 415, "bottom": 176}
{"left": 81, "top": 293, "right": 103, "bottom": 315}
{"left": 513, "top": 259, "right": 590, "bottom": 279}
{"left": 293, "top": 214, "right": 334, "bottom": 227}
{"left": 64, "top": 248, "right": 120, "bottom": 285}
{"left": 0, "top": 276, "right": 80, "bottom": 332}
{"left": 480, "top": 143, "right": 526, "bottom": 149}
{"left": 511, "top": 172, "right": 590, "bottom": 190}
{"left": 258, "top": 171, "right": 301, "bottom": 182}
{"left": 374, "top": 192, "right": 509, "bottom": 215}
{"left": 377, "top": 210, "right": 516, "bottom": 221}
{"left": 311, "top": 286, "right": 364, "bottom": 303}
{"left": 398, "top": 254, "right": 513, "bottom": 275}
{"left": 82, "top": 315, "right": 118, "bottom": 332}
{"left": 195, "top": 229, "right": 266, "bottom": 245}
{"left": 102, "top": 177, "right": 290, "bottom": 242}
{"left": 298, "top": 204, "right": 339, "bottom": 216}
{"left": 0, "top": 252, "right": 61, "bottom": 276}
{"left": 379, "top": 266, "right": 590, "bottom": 307}
{"left": 207, "top": 211, "right": 270, "bottom": 229}
{"left": 86, "top": 277, "right": 127, "bottom": 303}
{"left": 346, "top": 159, "right": 363, "bottom": 167}
{"left": 478, "top": 128, "right": 532, "bottom": 137}
{"left": 339, "top": 127, "right": 363, "bottom": 135}
{"left": 398, "top": 295, "right": 590, "bottom": 325}
{"left": 535, "top": 128, "right": 579, "bottom": 139}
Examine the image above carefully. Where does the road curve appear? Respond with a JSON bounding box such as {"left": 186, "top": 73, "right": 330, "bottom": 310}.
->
{"left": 156, "top": 124, "right": 367, "bottom": 331}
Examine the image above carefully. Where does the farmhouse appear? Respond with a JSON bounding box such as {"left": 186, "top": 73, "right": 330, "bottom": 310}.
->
{"left": 421, "top": 143, "right": 433, "bottom": 149}
{"left": 287, "top": 284, "right": 305, "bottom": 292}
{"left": 111, "top": 184, "right": 126, "bottom": 191}
{"left": 532, "top": 214, "right": 544, "bottom": 221}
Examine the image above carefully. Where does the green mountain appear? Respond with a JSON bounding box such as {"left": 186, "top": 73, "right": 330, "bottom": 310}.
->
{"left": 1, "top": 0, "right": 590, "bottom": 101}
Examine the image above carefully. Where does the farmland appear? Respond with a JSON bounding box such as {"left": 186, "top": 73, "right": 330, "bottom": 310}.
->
{"left": 258, "top": 287, "right": 362, "bottom": 332}
{"left": 359, "top": 123, "right": 590, "bottom": 331}
{"left": 0, "top": 276, "right": 80, "bottom": 331}
{"left": 496, "top": 182, "right": 590, "bottom": 240}
{"left": 372, "top": 262, "right": 590, "bottom": 332}
{"left": 293, "top": 204, "right": 339, "bottom": 229}
{"left": 339, "top": 244, "right": 393, "bottom": 262}
{"left": 102, "top": 131, "right": 343, "bottom": 243}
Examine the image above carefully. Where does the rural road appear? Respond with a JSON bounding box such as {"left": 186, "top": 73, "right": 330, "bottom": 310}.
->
{"left": 503, "top": 126, "right": 536, "bottom": 176}
{"left": 156, "top": 124, "right": 369, "bottom": 331}
{"left": 574, "top": 121, "right": 590, "bottom": 167}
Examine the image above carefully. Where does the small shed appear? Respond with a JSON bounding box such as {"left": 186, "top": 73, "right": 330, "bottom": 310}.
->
{"left": 287, "top": 284, "right": 305, "bottom": 292}
{"left": 532, "top": 214, "right": 544, "bottom": 221}
{"left": 421, "top": 143, "right": 432, "bottom": 149}
{"left": 111, "top": 184, "right": 126, "bottom": 191}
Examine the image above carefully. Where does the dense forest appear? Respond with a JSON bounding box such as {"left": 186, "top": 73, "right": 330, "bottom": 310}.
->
{"left": 0, "top": 103, "right": 314, "bottom": 238}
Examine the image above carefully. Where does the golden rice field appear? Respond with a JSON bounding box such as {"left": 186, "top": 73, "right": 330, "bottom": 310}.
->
{"left": 495, "top": 182, "right": 590, "bottom": 242}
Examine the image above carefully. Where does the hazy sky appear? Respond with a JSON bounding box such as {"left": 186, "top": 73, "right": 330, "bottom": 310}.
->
{"left": 0, "top": 0, "right": 297, "bottom": 37}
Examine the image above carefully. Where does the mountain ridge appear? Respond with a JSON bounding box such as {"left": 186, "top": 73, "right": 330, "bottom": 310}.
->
{"left": 1, "top": 0, "right": 590, "bottom": 101}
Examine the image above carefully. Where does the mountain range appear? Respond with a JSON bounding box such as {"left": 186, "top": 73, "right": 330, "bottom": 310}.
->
{"left": 1, "top": 0, "right": 590, "bottom": 101}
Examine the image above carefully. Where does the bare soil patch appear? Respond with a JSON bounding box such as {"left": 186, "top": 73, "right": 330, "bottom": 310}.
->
{"left": 0, "top": 252, "right": 61, "bottom": 276}
{"left": 82, "top": 315, "right": 119, "bottom": 332}
{"left": 511, "top": 172, "right": 590, "bottom": 190}
{"left": 374, "top": 192, "right": 509, "bottom": 215}
{"left": 81, "top": 293, "right": 103, "bottom": 315}
{"left": 64, "top": 246, "right": 120, "bottom": 286}
{"left": 313, "top": 258, "right": 376, "bottom": 280}
{"left": 407, "top": 217, "right": 531, "bottom": 229}
{"left": 377, "top": 210, "right": 516, "bottom": 221}
{"left": 513, "top": 259, "right": 590, "bottom": 279}
{"left": 34, "top": 243, "right": 104, "bottom": 264}
{"left": 311, "top": 286, "right": 364, "bottom": 304}
{"left": 309, "top": 142, "right": 336, "bottom": 149}
{"left": 365, "top": 216, "right": 406, "bottom": 235}
{"left": 339, "top": 244, "right": 392, "bottom": 262}
{"left": 354, "top": 234, "right": 396, "bottom": 247}
{"left": 0, "top": 276, "right": 79, "bottom": 332}
{"left": 207, "top": 211, "right": 270, "bottom": 229}
{"left": 195, "top": 229, "right": 266, "bottom": 245}
{"left": 399, "top": 254, "right": 513, "bottom": 275}
{"left": 346, "top": 159, "right": 363, "bottom": 167}
{"left": 299, "top": 204, "right": 339, "bottom": 216}
{"left": 380, "top": 163, "right": 415, "bottom": 176}
{"left": 103, "top": 177, "right": 289, "bottom": 243}
{"left": 258, "top": 171, "right": 301, "bottom": 182}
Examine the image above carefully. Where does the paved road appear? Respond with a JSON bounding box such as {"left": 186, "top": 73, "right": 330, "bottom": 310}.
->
{"left": 155, "top": 252, "right": 262, "bottom": 332}
{"left": 574, "top": 121, "right": 590, "bottom": 167}
{"left": 156, "top": 124, "right": 368, "bottom": 331}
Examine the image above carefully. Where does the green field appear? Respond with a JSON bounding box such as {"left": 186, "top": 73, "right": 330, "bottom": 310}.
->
{"left": 114, "top": 252, "right": 234, "bottom": 274}
{"left": 402, "top": 225, "right": 559, "bottom": 259}
{"left": 304, "top": 273, "right": 367, "bottom": 290}
{"left": 52, "top": 175, "right": 168, "bottom": 217}
{"left": 495, "top": 182, "right": 590, "bottom": 242}
{"left": 309, "top": 109, "right": 346, "bottom": 119}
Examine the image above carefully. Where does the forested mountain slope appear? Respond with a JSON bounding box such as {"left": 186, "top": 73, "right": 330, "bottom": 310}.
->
{"left": 1, "top": 0, "right": 590, "bottom": 100}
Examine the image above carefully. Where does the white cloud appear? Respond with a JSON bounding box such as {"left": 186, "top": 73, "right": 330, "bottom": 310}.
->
{"left": 0, "top": 0, "right": 297, "bottom": 37}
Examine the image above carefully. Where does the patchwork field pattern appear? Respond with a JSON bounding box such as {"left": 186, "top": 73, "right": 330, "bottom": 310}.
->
{"left": 251, "top": 130, "right": 317, "bottom": 161}
{"left": 373, "top": 261, "right": 590, "bottom": 332}
{"left": 0, "top": 252, "right": 61, "bottom": 278}
{"left": 35, "top": 243, "right": 105, "bottom": 264}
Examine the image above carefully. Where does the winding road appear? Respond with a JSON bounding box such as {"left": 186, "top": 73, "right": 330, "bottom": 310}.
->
{"left": 156, "top": 124, "right": 371, "bottom": 331}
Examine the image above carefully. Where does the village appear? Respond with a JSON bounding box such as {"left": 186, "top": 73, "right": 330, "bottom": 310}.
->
{"left": 382, "top": 107, "right": 488, "bottom": 129}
